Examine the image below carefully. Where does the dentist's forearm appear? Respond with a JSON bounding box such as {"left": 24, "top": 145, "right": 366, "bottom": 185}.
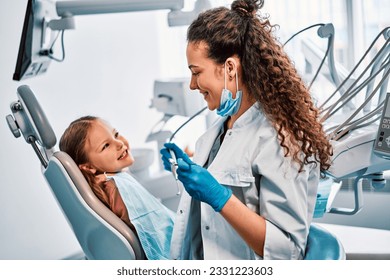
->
{"left": 220, "top": 195, "right": 266, "bottom": 257}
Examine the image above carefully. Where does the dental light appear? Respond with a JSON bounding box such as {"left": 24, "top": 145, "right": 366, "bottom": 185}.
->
{"left": 13, "top": 0, "right": 211, "bottom": 81}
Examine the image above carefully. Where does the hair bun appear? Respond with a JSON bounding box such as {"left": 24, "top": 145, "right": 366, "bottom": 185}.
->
{"left": 232, "top": 0, "right": 263, "bottom": 17}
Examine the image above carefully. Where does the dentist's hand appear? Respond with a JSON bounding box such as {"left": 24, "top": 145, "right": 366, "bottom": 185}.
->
{"left": 160, "top": 142, "right": 190, "bottom": 172}
{"left": 176, "top": 156, "right": 232, "bottom": 212}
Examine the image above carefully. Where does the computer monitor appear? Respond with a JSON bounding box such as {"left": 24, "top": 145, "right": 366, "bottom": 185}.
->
{"left": 152, "top": 78, "right": 206, "bottom": 117}
{"left": 13, "top": 0, "right": 57, "bottom": 81}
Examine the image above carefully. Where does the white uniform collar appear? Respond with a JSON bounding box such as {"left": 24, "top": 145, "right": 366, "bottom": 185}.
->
{"left": 231, "top": 102, "right": 264, "bottom": 129}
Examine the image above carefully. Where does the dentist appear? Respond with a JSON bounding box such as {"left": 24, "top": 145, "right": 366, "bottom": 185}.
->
{"left": 161, "top": 0, "right": 333, "bottom": 260}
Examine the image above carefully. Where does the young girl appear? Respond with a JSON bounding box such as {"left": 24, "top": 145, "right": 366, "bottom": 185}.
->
{"left": 59, "top": 116, "right": 174, "bottom": 260}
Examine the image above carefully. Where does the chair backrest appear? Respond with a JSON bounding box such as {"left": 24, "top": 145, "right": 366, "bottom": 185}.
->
{"left": 304, "top": 224, "right": 346, "bottom": 260}
{"left": 6, "top": 85, "right": 145, "bottom": 260}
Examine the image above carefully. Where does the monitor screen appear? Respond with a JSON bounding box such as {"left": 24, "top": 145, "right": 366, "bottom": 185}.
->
{"left": 13, "top": 0, "right": 55, "bottom": 81}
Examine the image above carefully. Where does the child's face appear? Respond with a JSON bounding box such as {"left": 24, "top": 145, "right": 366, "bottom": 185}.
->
{"left": 83, "top": 119, "right": 134, "bottom": 174}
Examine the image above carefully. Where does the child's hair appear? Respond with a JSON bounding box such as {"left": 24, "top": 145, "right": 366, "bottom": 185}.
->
{"left": 59, "top": 115, "right": 110, "bottom": 206}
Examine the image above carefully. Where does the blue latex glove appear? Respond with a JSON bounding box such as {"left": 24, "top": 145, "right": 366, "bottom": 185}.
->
{"left": 176, "top": 156, "right": 232, "bottom": 212}
{"left": 160, "top": 142, "right": 190, "bottom": 172}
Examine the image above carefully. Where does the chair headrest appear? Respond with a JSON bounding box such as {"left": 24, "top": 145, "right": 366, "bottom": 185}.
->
{"left": 6, "top": 85, "right": 57, "bottom": 149}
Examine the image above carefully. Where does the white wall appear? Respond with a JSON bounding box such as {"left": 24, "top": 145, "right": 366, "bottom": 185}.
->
{"left": 0, "top": 0, "right": 188, "bottom": 259}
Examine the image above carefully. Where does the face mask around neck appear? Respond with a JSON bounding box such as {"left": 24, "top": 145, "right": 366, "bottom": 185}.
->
{"left": 216, "top": 62, "right": 242, "bottom": 117}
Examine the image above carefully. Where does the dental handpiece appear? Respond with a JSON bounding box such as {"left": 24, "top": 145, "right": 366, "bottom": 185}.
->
{"left": 168, "top": 149, "right": 181, "bottom": 196}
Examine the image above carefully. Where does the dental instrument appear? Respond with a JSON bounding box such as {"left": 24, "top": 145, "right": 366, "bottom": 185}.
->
{"left": 284, "top": 23, "right": 341, "bottom": 92}
{"left": 167, "top": 105, "right": 208, "bottom": 196}
{"left": 319, "top": 27, "right": 390, "bottom": 119}
{"left": 147, "top": 78, "right": 207, "bottom": 196}
{"left": 168, "top": 149, "right": 180, "bottom": 195}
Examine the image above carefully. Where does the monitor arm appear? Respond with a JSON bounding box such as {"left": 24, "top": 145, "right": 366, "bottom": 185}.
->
{"left": 56, "top": 0, "right": 184, "bottom": 16}
{"left": 52, "top": 0, "right": 211, "bottom": 28}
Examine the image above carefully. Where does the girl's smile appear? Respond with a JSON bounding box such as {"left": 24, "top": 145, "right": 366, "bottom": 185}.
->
{"left": 82, "top": 119, "right": 134, "bottom": 174}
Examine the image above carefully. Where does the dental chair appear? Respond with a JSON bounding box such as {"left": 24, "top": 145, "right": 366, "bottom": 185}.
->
{"left": 6, "top": 85, "right": 145, "bottom": 260}
{"left": 305, "top": 224, "right": 345, "bottom": 260}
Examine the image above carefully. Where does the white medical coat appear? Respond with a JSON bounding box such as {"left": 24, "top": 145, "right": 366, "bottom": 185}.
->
{"left": 170, "top": 103, "right": 319, "bottom": 260}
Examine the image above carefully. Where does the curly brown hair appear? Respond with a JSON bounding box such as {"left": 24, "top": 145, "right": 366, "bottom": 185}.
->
{"left": 188, "top": 0, "right": 332, "bottom": 172}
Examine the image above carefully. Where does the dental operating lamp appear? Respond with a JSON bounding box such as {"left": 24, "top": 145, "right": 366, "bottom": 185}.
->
{"left": 13, "top": 0, "right": 211, "bottom": 81}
